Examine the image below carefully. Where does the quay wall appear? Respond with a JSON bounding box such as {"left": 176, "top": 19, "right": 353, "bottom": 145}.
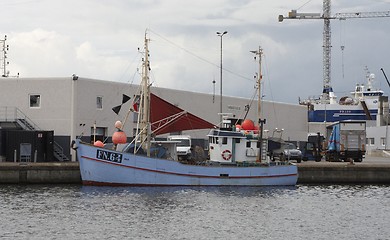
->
{"left": 1, "top": 162, "right": 390, "bottom": 184}
{"left": 297, "top": 162, "right": 390, "bottom": 184}
{"left": 0, "top": 162, "right": 80, "bottom": 184}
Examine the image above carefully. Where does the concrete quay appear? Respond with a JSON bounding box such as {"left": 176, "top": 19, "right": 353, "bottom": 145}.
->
{"left": 0, "top": 162, "right": 81, "bottom": 184}
{"left": 0, "top": 159, "right": 390, "bottom": 184}
{"left": 297, "top": 161, "right": 390, "bottom": 184}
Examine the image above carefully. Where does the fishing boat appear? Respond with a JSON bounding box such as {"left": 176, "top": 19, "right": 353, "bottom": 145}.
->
{"left": 300, "top": 68, "right": 387, "bottom": 122}
{"left": 73, "top": 34, "right": 298, "bottom": 186}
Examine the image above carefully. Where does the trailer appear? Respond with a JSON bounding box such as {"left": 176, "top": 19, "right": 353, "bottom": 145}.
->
{"left": 325, "top": 120, "right": 366, "bottom": 162}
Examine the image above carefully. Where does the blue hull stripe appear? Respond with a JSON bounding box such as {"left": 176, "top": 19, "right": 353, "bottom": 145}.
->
{"left": 309, "top": 109, "right": 378, "bottom": 122}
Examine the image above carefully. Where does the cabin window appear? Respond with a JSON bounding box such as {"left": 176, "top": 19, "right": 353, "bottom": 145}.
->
{"left": 222, "top": 137, "right": 227, "bottom": 145}
{"left": 96, "top": 96, "right": 103, "bottom": 109}
{"left": 29, "top": 94, "right": 41, "bottom": 108}
{"left": 235, "top": 138, "right": 240, "bottom": 143}
{"left": 216, "top": 137, "right": 219, "bottom": 144}
{"left": 256, "top": 141, "right": 260, "bottom": 148}
{"left": 246, "top": 141, "right": 251, "bottom": 148}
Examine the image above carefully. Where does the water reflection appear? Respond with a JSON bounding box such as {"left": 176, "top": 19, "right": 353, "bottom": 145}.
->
{"left": 1, "top": 184, "right": 389, "bottom": 240}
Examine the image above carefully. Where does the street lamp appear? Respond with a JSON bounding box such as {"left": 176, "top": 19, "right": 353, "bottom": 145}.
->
{"left": 216, "top": 31, "right": 228, "bottom": 126}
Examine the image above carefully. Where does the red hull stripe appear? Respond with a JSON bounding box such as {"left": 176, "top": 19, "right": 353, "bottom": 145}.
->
{"left": 82, "top": 155, "right": 298, "bottom": 179}
{"left": 82, "top": 180, "right": 295, "bottom": 187}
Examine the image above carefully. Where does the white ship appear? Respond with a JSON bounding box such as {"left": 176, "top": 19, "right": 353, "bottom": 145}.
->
{"left": 300, "top": 68, "right": 387, "bottom": 122}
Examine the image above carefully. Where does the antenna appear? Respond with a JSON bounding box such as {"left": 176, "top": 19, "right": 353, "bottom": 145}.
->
{"left": 1, "top": 35, "right": 9, "bottom": 77}
{"left": 212, "top": 77, "right": 216, "bottom": 103}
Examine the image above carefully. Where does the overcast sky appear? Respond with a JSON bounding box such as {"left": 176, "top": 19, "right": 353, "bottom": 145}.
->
{"left": 1, "top": 0, "right": 390, "bottom": 104}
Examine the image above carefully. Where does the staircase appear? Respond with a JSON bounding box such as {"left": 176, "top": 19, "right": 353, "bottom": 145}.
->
{"left": 0, "top": 106, "right": 40, "bottom": 130}
{"left": 54, "top": 142, "right": 70, "bottom": 161}
{"left": 0, "top": 106, "right": 70, "bottom": 161}
{"left": 16, "top": 118, "right": 38, "bottom": 131}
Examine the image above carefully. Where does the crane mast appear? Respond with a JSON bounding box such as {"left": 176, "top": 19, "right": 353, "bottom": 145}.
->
{"left": 279, "top": 0, "right": 390, "bottom": 104}
{"left": 323, "top": 0, "right": 332, "bottom": 103}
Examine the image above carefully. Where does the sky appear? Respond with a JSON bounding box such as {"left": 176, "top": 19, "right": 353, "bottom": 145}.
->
{"left": 1, "top": 0, "right": 390, "bottom": 104}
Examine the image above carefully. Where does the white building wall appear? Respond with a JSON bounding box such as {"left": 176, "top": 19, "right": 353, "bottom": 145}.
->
{"left": 0, "top": 77, "right": 73, "bottom": 135}
{"left": 366, "top": 126, "right": 390, "bottom": 153}
{"left": 1, "top": 77, "right": 309, "bottom": 160}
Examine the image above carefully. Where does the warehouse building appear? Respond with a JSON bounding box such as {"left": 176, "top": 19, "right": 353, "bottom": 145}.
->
{"left": 0, "top": 76, "right": 308, "bottom": 162}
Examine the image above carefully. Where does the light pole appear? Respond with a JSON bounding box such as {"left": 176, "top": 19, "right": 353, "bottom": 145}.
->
{"left": 216, "top": 31, "right": 227, "bottom": 126}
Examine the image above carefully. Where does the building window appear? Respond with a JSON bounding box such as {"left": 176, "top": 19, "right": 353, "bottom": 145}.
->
{"left": 29, "top": 94, "right": 41, "bottom": 108}
{"left": 369, "top": 138, "right": 375, "bottom": 146}
{"left": 90, "top": 126, "right": 107, "bottom": 142}
{"left": 96, "top": 96, "right": 103, "bottom": 109}
{"left": 381, "top": 137, "right": 386, "bottom": 146}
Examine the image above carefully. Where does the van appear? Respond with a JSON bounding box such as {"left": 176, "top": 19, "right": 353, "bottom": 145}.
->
{"left": 167, "top": 135, "right": 192, "bottom": 159}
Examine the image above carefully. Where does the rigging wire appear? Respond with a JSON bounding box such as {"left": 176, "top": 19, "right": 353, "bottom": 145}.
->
{"left": 148, "top": 28, "right": 254, "bottom": 83}
{"left": 262, "top": 54, "right": 280, "bottom": 127}
{"left": 297, "top": 0, "right": 314, "bottom": 10}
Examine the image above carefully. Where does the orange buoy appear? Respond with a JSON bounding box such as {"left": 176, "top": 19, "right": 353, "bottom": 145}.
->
{"left": 112, "top": 130, "right": 127, "bottom": 144}
{"left": 241, "top": 119, "right": 255, "bottom": 130}
{"left": 94, "top": 140, "right": 104, "bottom": 147}
{"left": 114, "top": 120, "right": 123, "bottom": 129}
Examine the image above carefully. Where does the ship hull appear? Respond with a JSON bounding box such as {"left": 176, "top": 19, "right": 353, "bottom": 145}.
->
{"left": 76, "top": 142, "right": 298, "bottom": 186}
{"left": 308, "top": 107, "right": 378, "bottom": 122}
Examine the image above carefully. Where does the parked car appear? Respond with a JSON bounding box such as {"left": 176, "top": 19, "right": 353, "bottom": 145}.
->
{"left": 283, "top": 143, "right": 302, "bottom": 163}
{"left": 269, "top": 141, "right": 302, "bottom": 163}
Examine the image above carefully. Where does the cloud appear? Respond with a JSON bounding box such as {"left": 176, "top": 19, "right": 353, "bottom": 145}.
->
{"left": 1, "top": 0, "right": 390, "bottom": 103}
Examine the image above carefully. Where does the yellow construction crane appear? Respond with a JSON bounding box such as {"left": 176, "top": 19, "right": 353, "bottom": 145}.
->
{"left": 279, "top": 0, "right": 390, "bottom": 104}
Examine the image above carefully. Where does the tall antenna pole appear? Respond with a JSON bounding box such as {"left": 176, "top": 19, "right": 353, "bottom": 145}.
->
{"left": 1, "top": 35, "right": 9, "bottom": 77}
{"left": 216, "top": 31, "right": 228, "bottom": 126}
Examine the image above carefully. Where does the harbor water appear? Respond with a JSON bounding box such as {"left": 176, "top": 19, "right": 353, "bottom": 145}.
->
{"left": 1, "top": 184, "right": 389, "bottom": 240}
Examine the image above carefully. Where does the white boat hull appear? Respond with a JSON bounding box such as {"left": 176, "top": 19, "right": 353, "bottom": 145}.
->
{"left": 76, "top": 141, "right": 298, "bottom": 186}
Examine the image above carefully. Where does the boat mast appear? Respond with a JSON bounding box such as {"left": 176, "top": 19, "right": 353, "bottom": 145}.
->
{"left": 251, "top": 46, "right": 264, "bottom": 162}
{"left": 140, "top": 33, "right": 151, "bottom": 156}
{"left": 250, "top": 46, "right": 263, "bottom": 123}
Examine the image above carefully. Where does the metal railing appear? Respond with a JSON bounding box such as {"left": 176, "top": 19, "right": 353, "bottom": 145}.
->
{"left": 1, "top": 106, "right": 70, "bottom": 161}
{"left": 0, "top": 106, "right": 40, "bottom": 130}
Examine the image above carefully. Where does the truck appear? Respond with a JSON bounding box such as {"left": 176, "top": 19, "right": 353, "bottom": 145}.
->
{"left": 302, "top": 132, "right": 324, "bottom": 162}
{"left": 325, "top": 120, "right": 366, "bottom": 162}
{"left": 167, "top": 135, "right": 192, "bottom": 160}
